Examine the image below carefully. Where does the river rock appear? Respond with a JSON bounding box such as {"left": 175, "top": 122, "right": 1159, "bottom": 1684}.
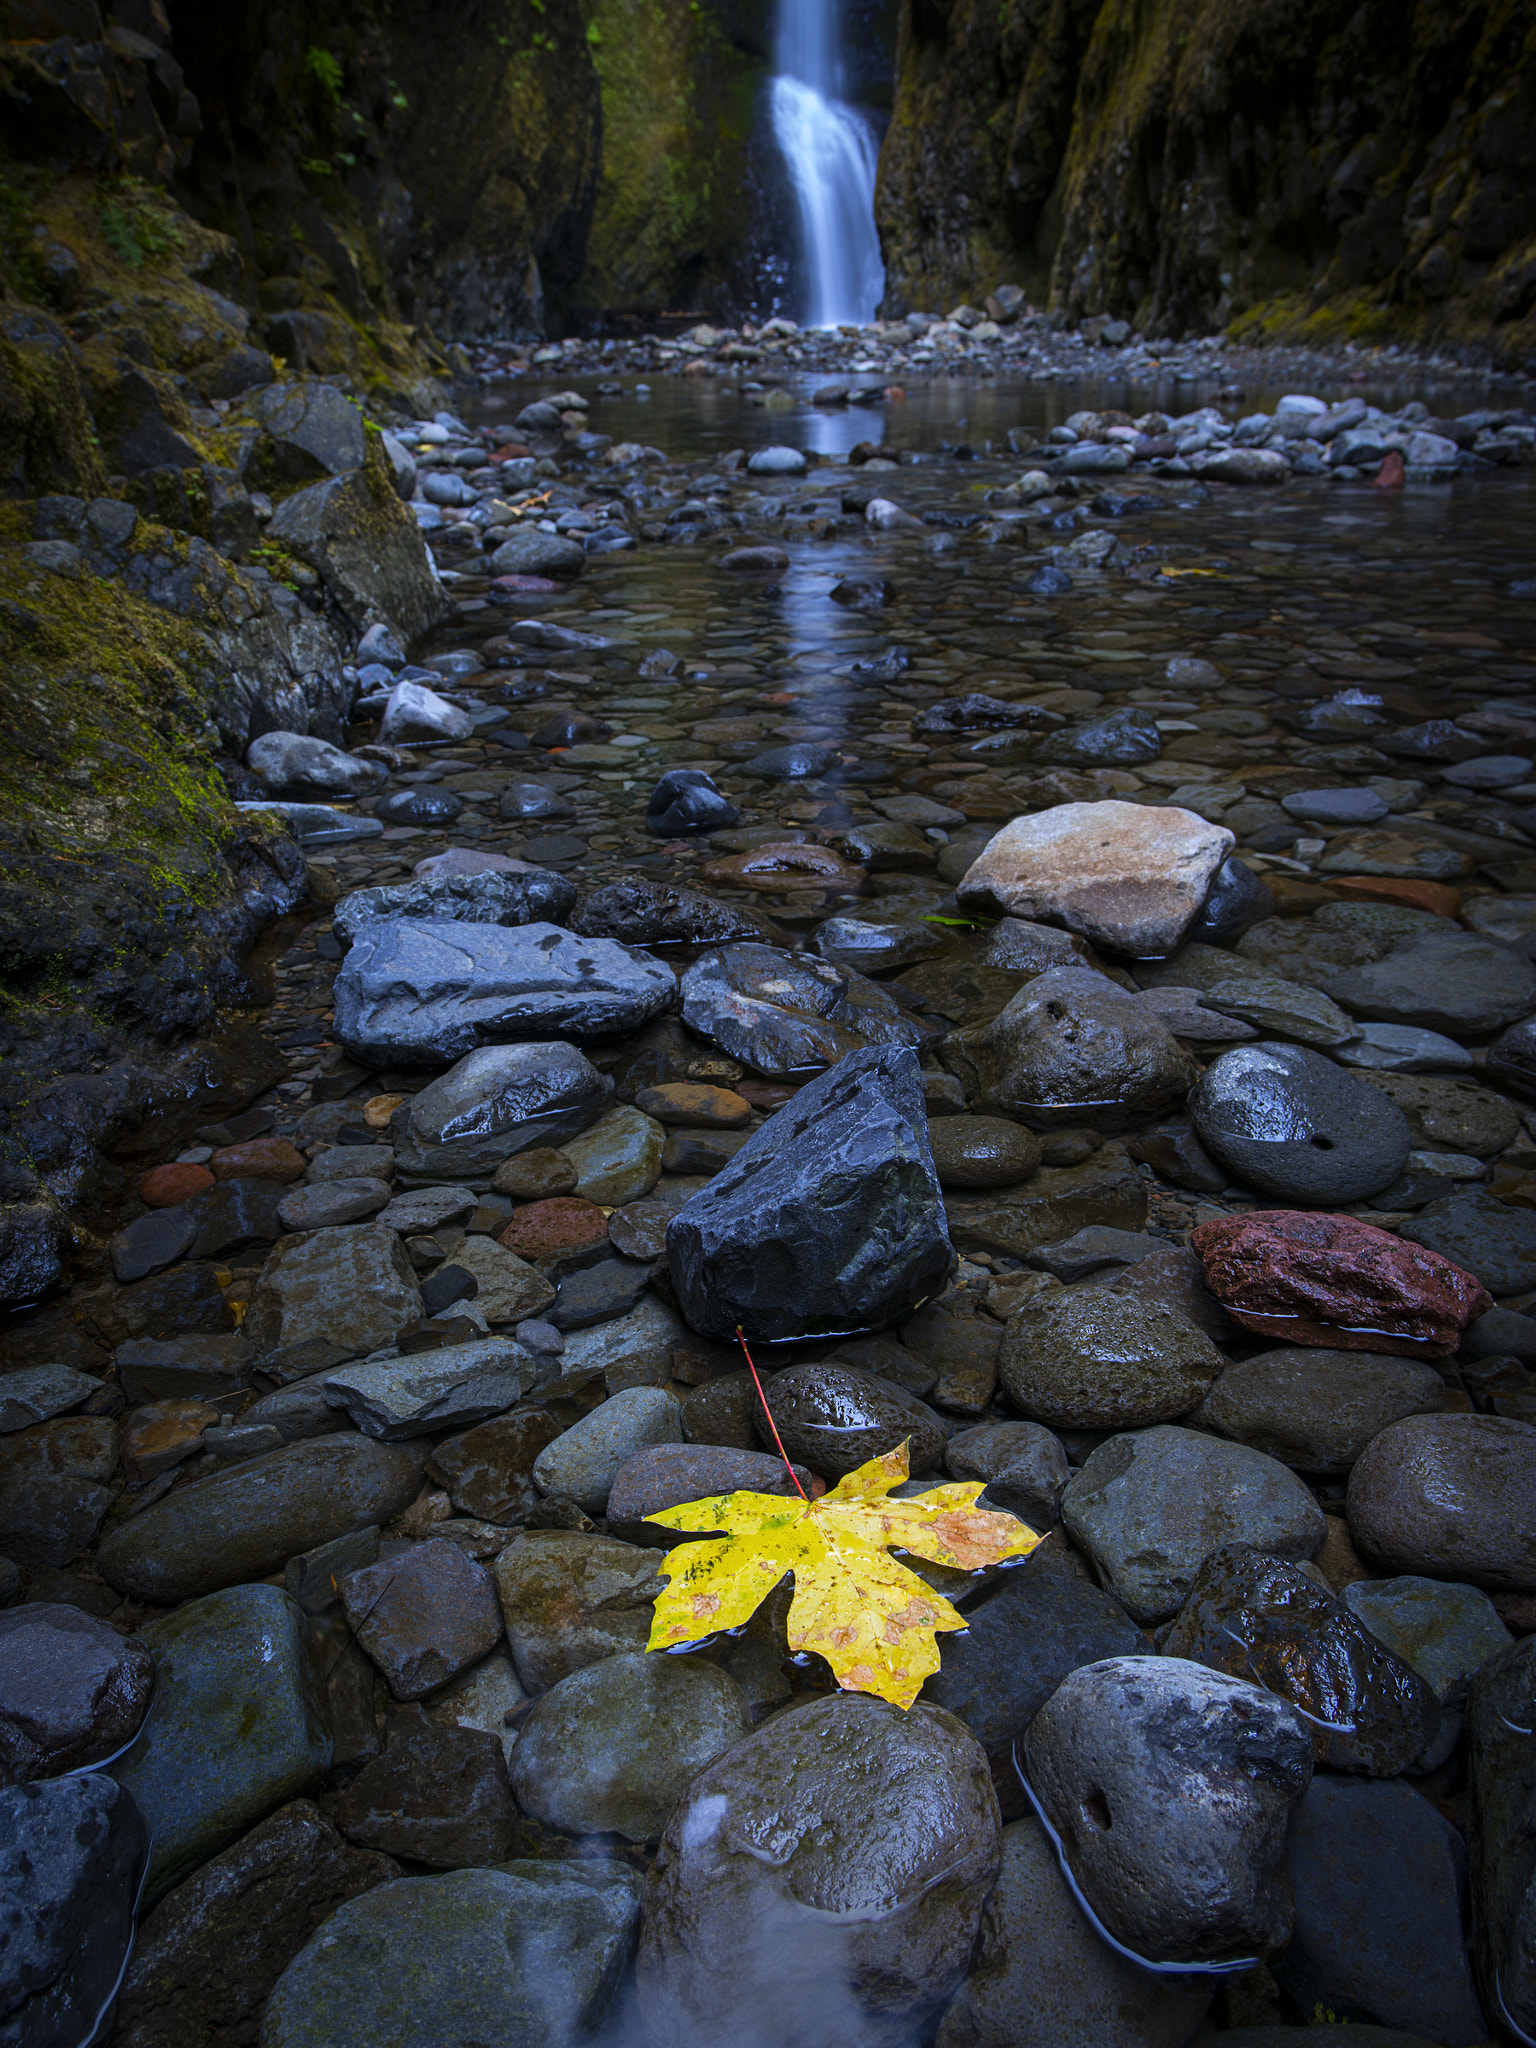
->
{"left": 1022, "top": 1655, "right": 1312, "bottom": 1960}
{"left": 323, "top": 1339, "right": 534, "bottom": 1440}
{"left": 1061, "top": 1425, "right": 1326, "bottom": 1623}
{"left": 1190, "top": 1210, "right": 1492, "bottom": 1356}
{"left": 1106, "top": 1243, "right": 1239, "bottom": 1342}
{"left": 944, "top": 1421, "right": 1071, "bottom": 1526}
{"left": 494, "top": 1531, "right": 663, "bottom": 1693}
{"left": 813, "top": 917, "right": 947, "bottom": 974}
{"left": 956, "top": 802, "right": 1234, "bottom": 958}
{"left": 377, "top": 681, "right": 473, "bottom": 745}
{"left": 328, "top": 1711, "right": 519, "bottom": 1866}
{"left": 342, "top": 1541, "right": 502, "bottom": 1701}
{"left": 333, "top": 920, "right": 676, "bottom": 1066}
{"left": 636, "top": 1693, "right": 1000, "bottom": 2048}
{"left": 532, "top": 1385, "right": 684, "bottom": 1512}
{"left": 243, "top": 1224, "right": 422, "bottom": 1368}
{"left": 553, "top": 1295, "right": 688, "bottom": 1393}
{"left": 260, "top": 1861, "right": 641, "bottom": 2048}
{"left": 558, "top": 1103, "right": 664, "bottom": 1206}
{"left": 1161, "top": 1545, "right": 1441, "bottom": 1774}
{"left": 427, "top": 1407, "right": 564, "bottom": 1523}
{"left": 646, "top": 769, "right": 740, "bottom": 836}
{"left": 921, "top": 1547, "right": 1144, "bottom": 1759}
{"left": 1190, "top": 1043, "right": 1410, "bottom": 1204}
{"left": 679, "top": 943, "right": 925, "bottom": 1077}
{"left": 333, "top": 867, "right": 577, "bottom": 945}
{"left": 572, "top": 877, "right": 779, "bottom": 947}
{"left": 758, "top": 1360, "right": 948, "bottom": 1480}
{"left": 0, "top": 1603, "right": 154, "bottom": 1782}
{"left": 392, "top": 1042, "right": 611, "bottom": 1184}
{"left": 1327, "top": 930, "right": 1536, "bottom": 1035}
{"left": 97, "top": 1434, "right": 426, "bottom": 1603}
{"left": 1276, "top": 1775, "right": 1488, "bottom": 2046}
{"left": 1398, "top": 1189, "right": 1536, "bottom": 1296}
{"left": 666, "top": 1046, "right": 952, "bottom": 1344}
{"left": 944, "top": 1142, "right": 1147, "bottom": 1260}
{"left": 0, "top": 1363, "right": 99, "bottom": 1431}
{"left": 1197, "top": 1347, "right": 1446, "bottom": 1474}
{"left": 1347, "top": 1413, "right": 1536, "bottom": 1590}
{"left": 510, "top": 1651, "right": 752, "bottom": 1842}
{"left": 924, "top": 1117, "right": 1040, "bottom": 1190}
{"left": 1466, "top": 1634, "right": 1536, "bottom": 2040}
{"left": 999, "top": 1294, "right": 1223, "bottom": 1430}
{"left": 439, "top": 1235, "right": 554, "bottom": 1324}
{"left": 606, "top": 1442, "right": 813, "bottom": 1544}
{"left": 489, "top": 528, "right": 585, "bottom": 577}
{"left": 934, "top": 1816, "right": 1212, "bottom": 2048}
{"left": 0, "top": 1774, "right": 147, "bottom": 2048}
{"left": 939, "top": 968, "right": 1196, "bottom": 1129}
{"left": 112, "top": 1584, "right": 330, "bottom": 1902}
{"left": 1342, "top": 1576, "right": 1513, "bottom": 1714}
{"left": 111, "top": 1799, "right": 396, "bottom": 2048}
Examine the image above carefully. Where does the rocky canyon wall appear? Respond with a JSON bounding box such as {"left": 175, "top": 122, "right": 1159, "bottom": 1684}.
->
{"left": 874, "top": 0, "right": 1536, "bottom": 365}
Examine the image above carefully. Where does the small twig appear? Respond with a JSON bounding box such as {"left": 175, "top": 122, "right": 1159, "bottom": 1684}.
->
{"left": 736, "top": 1324, "right": 807, "bottom": 1500}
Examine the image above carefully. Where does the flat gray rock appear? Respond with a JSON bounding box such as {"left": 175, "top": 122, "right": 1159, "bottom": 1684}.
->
{"left": 333, "top": 868, "right": 576, "bottom": 946}
{"left": 532, "top": 1385, "right": 683, "bottom": 1512}
{"left": 0, "top": 1364, "right": 99, "bottom": 1431}
{"left": 323, "top": 1341, "right": 534, "bottom": 1441}
{"left": 392, "top": 1041, "right": 612, "bottom": 1182}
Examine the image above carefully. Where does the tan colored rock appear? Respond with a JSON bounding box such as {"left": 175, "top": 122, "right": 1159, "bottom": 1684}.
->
{"left": 956, "top": 802, "right": 1233, "bottom": 958}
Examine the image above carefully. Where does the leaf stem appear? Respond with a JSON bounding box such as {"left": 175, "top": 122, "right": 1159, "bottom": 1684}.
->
{"left": 736, "top": 1324, "right": 808, "bottom": 1500}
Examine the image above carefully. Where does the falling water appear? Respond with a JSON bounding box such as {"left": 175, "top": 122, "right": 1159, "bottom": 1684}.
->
{"left": 769, "top": 0, "right": 885, "bottom": 328}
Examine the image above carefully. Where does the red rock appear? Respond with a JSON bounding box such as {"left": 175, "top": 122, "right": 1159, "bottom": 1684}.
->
{"left": 1374, "top": 450, "right": 1406, "bottom": 490}
{"left": 497, "top": 1197, "right": 610, "bottom": 1266}
{"left": 1190, "top": 1209, "right": 1491, "bottom": 1359}
{"left": 209, "top": 1137, "right": 306, "bottom": 1184}
{"left": 1326, "top": 875, "right": 1461, "bottom": 918}
{"left": 139, "top": 1162, "right": 215, "bottom": 1207}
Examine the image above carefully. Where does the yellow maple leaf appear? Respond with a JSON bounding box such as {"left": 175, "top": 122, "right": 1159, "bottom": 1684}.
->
{"left": 644, "top": 1440, "right": 1042, "bottom": 1710}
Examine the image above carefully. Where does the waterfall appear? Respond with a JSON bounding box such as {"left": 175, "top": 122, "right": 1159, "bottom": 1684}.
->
{"left": 769, "top": 0, "right": 885, "bottom": 329}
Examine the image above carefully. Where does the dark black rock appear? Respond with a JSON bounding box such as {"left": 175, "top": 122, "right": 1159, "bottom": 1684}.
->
{"left": 333, "top": 869, "right": 577, "bottom": 945}
{"left": 646, "top": 771, "right": 739, "bottom": 836}
{"left": 1467, "top": 1635, "right": 1536, "bottom": 2039}
{"left": 327, "top": 1712, "right": 519, "bottom": 1867}
{"left": 548, "top": 1257, "right": 657, "bottom": 1331}
{"left": 110, "top": 1208, "right": 197, "bottom": 1284}
{"left": 739, "top": 745, "right": 843, "bottom": 782}
{"left": 571, "top": 878, "right": 780, "bottom": 947}
{"left": 1190, "top": 1041, "right": 1411, "bottom": 1204}
{"left": 666, "top": 1045, "right": 954, "bottom": 1344}
{"left": 0, "top": 1775, "right": 148, "bottom": 2044}
{"left": 1486, "top": 1013, "right": 1536, "bottom": 1099}
{"left": 921, "top": 1550, "right": 1143, "bottom": 1760}
{"left": 375, "top": 788, "right": 464, "bottom": 827}
{"left": 420, "top": 1266, "right": 478, "bottom": 1315}
{"left": 758, "top": 1360, "right": 948, "bottom": 1480}
{"left": 679, "top": 943, "right": 927, "bottom": 1077}
{"left": 1183, "top": 856, "right": 1276, "bottom": 946}
{"left": 499, "top": 782, "right": 576, "bottom": 823}
{"left": 1039, "top": 708, "right": 1163, "bottom": 767}
{"left": 185, "top": 1178, "right": 288, "bottom": 1259}
{"left": 1399, "top": 1191, "right": 1536, "bottom": 1296}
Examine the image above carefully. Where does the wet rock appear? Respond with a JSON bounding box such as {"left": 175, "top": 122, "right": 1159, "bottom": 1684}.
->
{"left": 999, "top": 1294, "right": 1223, "bottom": 1429}
{"left": 426, "top": 1647, "right": 528, "bottom": 1765}
{"left": 646, "top": 769, "right": 740, "bottom": 836}
{"left": 0, "top": 1363, "right": 98, "bottom": 1431}
{"left": 334, "top": 867, "right": 577, "bottom": 945}
{"left": 1190, "top": 1043, "right": 1410, "bottom": 1204}
{"left": 393, "top": 1042, "right": 610, "bottom": 1184}
{"left": 944, "top": 1420, "right": 1071, "bottom": 1526}
{"left": 547, "top": 1254, "right": 657, "bottom": 1330}
{"left": 813, "top": 918, "right": 947, "bottom": 974}
{"left": 741, "top": 742, "right": 843, "bottom": 780}
{"left": 1347, "top": 1414, "right": 1536, "bottom": 1590}
{"left": 1106, "top": 1243, "right": 1240, "bottom": 1342}
{"left": 922, "top": 1547, "right": 1144, "bottom": 1758}
{"left": 244, "top": 1224, "right": 422, "bottom": 1368}
{"left": 1342, "top": 1576, "right": 1514, "bottom": 1714}
{"left": 260, "top": 1859, "right": 641, "bottom": 2048}
{"left": 1357, "top": 1072, "right": 1520, "bottom": 1155}
{"left": 944, "top": 1143, "right": 1147, "bottom": 1260}
{"left": 323, "top": 1339, "right": 534, "bottom": 1440}
{"left": 667, "top": 1047, "right": 952, "bottom": 1345}
{"left": 277, "top": 1178, "right": 391, "bottom": 1231}
{"left": 114, "top": 1334, "right": 254, "bottom": 1405}
{"left": 554, "top": 1296, "right": 689, "bottom": 1393}
{"left": 1487, "top": 1011, "right": 1536, "bottom": 1098}
{"left": 435, "top": 1235, "right": 554, "bottom": 1325}
{"left": 1327, "top": 930, "right": 1536, "bottom": 1035}
{"left": 1143, "top": 947, "right": 1359, "bottom": 1047}
{"left": 111, "top": 1799, "right": 396, "bottom": 2048}
{"left": 1022, "top": 1655, "right": 1312, "bottom": 1961}
{"left": 110, "top": 1207, "right": 198, "bottom": 1283}
{"left": 1276, "top": 1776, "right": 1487, "bottom": 2046}
{"left": 1162, "top": 1545, "right": 1441, "bottom": 1774}
{"left": 427, "top": 1407, "right": 565, "bottom": 1524}
{"left": 185, "top": 1178, "right": 288, "bottom": 1259}
{"left": 497, "top": 1195, "right": 610, "bottom": 1266}
{"left": 934, "top": 1816, "right": 1212, "bottom": 2048}
{"left": 0, "top": 1775, "right": 147, "bottom": 2048}
{"left": 510, "top": 1651, "right": 752, "bottom": 1841}
{"left": 680, "top": 944, "right": 925, "bottom": 1077}
{"left": 0, "top": 1604, "right": 153, "bottom": 1783}
{"left": 897, "top": 1300, "right": 1001, "bottom": 1415}
{"left": 97, "top": 1435, "right": 426, "bottom": 1604}
{"left": 489, "top": 528, "right": 585, "bottom": 577}
{"left": 758, "top": 1360, "right": 948, "bottom": 1481}
{"left": 533, "top": 1386, "right": 684, "bottom": 1512}
{"left": 1061, "top": 1425, "right": 1326, "bottom": 1623}
{"left": 333, "top": 920, "right": 676, "bottom": 1067}
{"left": 559, "top": 1104, "right": 665, "bottom": 1206}
{"left": 606, "top": 1442, "right": 812, "bottom": 1545}
{"left": 0, "top": 1456, "right": 112, "bottom": 1567}
{"left": 1190, "top": 1210, "right": 1492, "bottom": 1357}
{"left": 211, "top": 1137, "right": 305, "bottom": 1182}
{"left": 328, "top": 1712, "right": 520, "bottom": 1867}
{"left": 342, "top": 1541, "right": 502, "bottom": 1701}
{"left": 635, "top": 1082, "right": 752, "bottom": 1130}
{"left": 701, "top": 839, "right": 866, "bottom": 895}
{"left": 1398, "top": 1190, "right": 1536, "bottom": 1296}
{"left": 494, "top": 1531, "right": 663, "bottom": 1693}
{"left": 1197, "top": 1348, "right": 1446, "bottom": 1474}
{"left": 572, "top": 877, "right": 778, "bottom": 947}
{"left": 1466, "top": 1634, "right": 1536, "bottom": 2039}
{"left": 939, "top": 968, "right": 1196, "bottom": 1129}
{"left": 956, "top": 802, "right": 1234, "bottom": 958}
{"left": 1183, "top": 856, "right": 1276, "bottom": 946}
{"left": 112, "top": 1584, "right": 330, "bottom": 1903}
{"left": 636, "top": 1693, "right": 1000, "bottom": 2048}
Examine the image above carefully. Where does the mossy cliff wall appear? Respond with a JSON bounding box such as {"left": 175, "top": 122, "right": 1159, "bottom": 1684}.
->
{"left": 875, "top": 0, "right": 1536, "bottom": 364}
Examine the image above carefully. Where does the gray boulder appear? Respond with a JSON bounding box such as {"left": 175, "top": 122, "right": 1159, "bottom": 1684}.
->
{"left": 243, "top": 1224, "right": 422, "bottom": 1368}
{"left": 1197, "top": 1347, "right": 1446, "bottom": 1474}
{"left": 679, "top": 943, "right": 926, "bottom": 1076}
{"left": 998, "top": 1293, "right": 1223, "bottom": 1430}
{"left": 532, "top": 1386, "right": 683, "bottom": 1512}
{"left": 667, "top": 1046, "right": 954, "bottom": 1344}
{"left": 1190, "top": 1042, "right": 1411, "bottom": 1204}
{"left": 247, "top": 731, "right": 384, "bottom": 799}
{"left": 0, "top": 1603, "right": 154, "bottom": 1782}
{"left": 333, "top": 920, "right": 676, "bottom": 1067}
{"left": 494, "top": 1532, "right": 664, "bottom": 1694}
{"left": 392, "top": 1041, "right": 612, "bottom": 1183}
{"left": 267, "top": 466, "right": 449, "bottom": 641}
{"left": 334, "top": 868, "right": 577, "bottom": 946}
{"left": 377, "top": 680, "right": 473, "bottom": 745}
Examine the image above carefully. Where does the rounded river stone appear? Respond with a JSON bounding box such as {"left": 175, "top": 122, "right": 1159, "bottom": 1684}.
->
{"left": 926, "top": 1117, "right": 1042, "bottom": 1189}
{"left": 1191, "top": 1041, "right": 1411, "bottom": 1204}
{"left": 999, "top": 1294, "right": 1224, "bottom": 1430}
{"left": 1196, "top": 1348, "right": 1447, "bottom": 1475}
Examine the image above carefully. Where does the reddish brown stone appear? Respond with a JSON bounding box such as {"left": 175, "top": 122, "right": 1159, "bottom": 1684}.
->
{"left": 735, "top": 1078, "right": 804, "bottom": 1113}
{"left": 139, "top": 1162, "right": 216, "bottom": 1207}
{"left": 497, "top": 1197, "right": 609, "bottom": 1266}
{"left": 700, "top": 842, "right": 863, "bottom": 893}
{"left": 1190, "top": 1209, "right": 1491, "bottom": 1359}
{"left": 1326, "top": 875, "right": 1461, "bottom": 918}
{"left": 123, "top": 1399, "right": 220, "bottom": 1482}
{"left": 210, "top": 1138, "right": 306, "bottom": 1183}
{"left": 634, "top": 1082, "right": 752, "bottom": 1129}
